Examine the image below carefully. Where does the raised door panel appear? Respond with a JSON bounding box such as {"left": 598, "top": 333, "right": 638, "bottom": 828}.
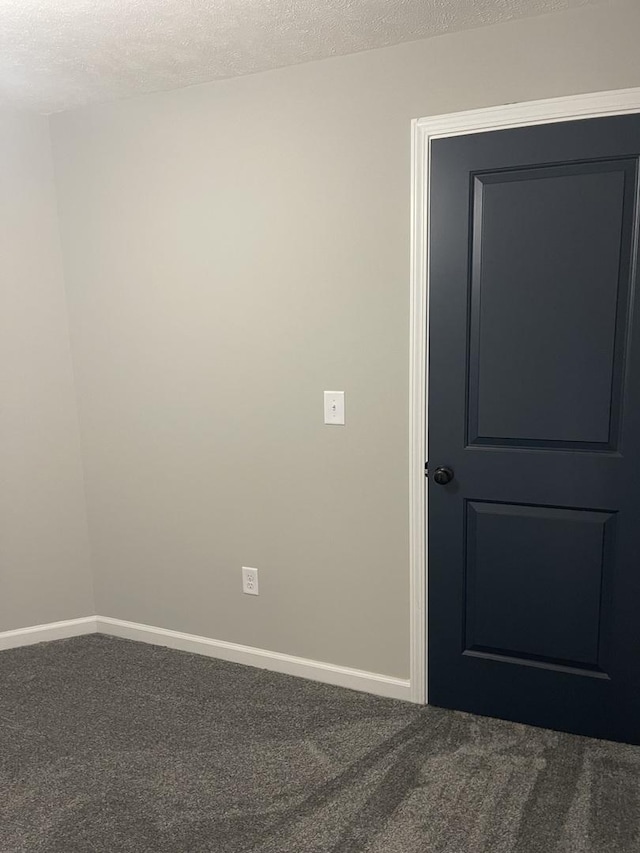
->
{"left": 464, "top": 501, "right": 615, "bottom": 674}
{"left": 467, "top": 159, "right": 636, "bottom": 450}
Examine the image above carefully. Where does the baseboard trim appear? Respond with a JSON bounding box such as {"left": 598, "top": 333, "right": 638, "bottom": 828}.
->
{"left": 0, "top": 616, "right": 98, "bottom": 651}
{"left": 0, "top": 615, "right": 412, "bottom": 701}
{"left": 97, "top": 616, "right": 413, "bottom": 702}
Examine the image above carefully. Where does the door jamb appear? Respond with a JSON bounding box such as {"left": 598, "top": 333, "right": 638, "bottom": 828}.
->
{"left": 409, "top": 87, "right": 640, "bottom": 705}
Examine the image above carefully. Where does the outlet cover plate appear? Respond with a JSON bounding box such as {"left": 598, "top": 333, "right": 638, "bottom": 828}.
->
{"left": 242, "top": 566, "right": 259, "bottom": 596}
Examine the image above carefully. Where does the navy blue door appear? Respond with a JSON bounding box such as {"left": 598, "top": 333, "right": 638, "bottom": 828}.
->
{"left": 428, "top": 114, "right": 640, "bottom": 744}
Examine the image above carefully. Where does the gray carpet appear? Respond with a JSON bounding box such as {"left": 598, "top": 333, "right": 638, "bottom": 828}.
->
{"left": 0, "top": 636, "right": 639, "bottom": 852}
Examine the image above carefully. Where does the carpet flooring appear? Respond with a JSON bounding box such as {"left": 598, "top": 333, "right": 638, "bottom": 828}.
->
{"left": 0, "top": 635, "right": 639, "bottom": 852}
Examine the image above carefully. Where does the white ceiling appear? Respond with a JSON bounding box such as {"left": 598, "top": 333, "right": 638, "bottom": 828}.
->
{"left": 1, "top": 0, "right": 600, "bottom": 114}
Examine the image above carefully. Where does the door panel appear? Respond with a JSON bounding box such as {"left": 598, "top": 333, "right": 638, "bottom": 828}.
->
{"left": 428, "top": 114, "right": 640, "bottom": 744}
{"left": 468, "top": 160, "right": 635, "bottom": 449}
{"left": 464, "top": 501, "right": 613, "bottom": 670}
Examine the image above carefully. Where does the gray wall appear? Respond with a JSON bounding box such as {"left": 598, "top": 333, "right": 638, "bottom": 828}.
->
{"left": 0, "top": 111, "right": 93, "bottom": 631}
{"left": 51, "top": 0, "right": 640, "bottom": 677}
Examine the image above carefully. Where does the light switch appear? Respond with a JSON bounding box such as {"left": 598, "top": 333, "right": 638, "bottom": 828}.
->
{"left": 324, "top": 391, "right": 345, "bottom": 425}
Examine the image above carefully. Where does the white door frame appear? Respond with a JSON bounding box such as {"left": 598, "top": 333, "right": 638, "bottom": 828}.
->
{"left": 409, "top": 86, "right": 640, "bottom": 704}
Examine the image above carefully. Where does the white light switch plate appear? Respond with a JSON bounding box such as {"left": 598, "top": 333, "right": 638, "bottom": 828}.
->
{"left": 324, "top": 391, "right": 345, "bottom": 425}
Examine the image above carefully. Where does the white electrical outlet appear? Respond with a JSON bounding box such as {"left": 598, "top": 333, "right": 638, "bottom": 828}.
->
{"left": 242, "top": 566, "right": 259, "bottom": 596}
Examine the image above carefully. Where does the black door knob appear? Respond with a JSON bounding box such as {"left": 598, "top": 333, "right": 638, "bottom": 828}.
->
{"left": 433, "top": 466, "right": 454, "bottom": 486}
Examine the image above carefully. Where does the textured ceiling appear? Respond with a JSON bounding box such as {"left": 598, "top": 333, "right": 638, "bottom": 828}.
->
{"left": 1, "top": 0, "right": 600, "bottom": 114}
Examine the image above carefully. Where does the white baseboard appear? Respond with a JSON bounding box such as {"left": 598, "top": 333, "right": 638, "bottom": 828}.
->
{"left": 0, "top": 614, "right": 413, "bottom": 702}
{"left": 0, "top": 616, "right": 98, "bottom": 652}
{"left": 97, "top": 616, "right": 413, "bottom": 702}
